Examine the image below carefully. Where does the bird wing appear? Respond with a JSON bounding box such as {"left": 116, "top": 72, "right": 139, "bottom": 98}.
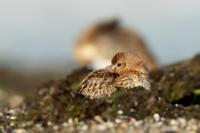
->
{"left": 115, "top": 72, "right": 151, "bottom": 90}
{"left": 78, "top": 69, "right": 117, "bottom": 98}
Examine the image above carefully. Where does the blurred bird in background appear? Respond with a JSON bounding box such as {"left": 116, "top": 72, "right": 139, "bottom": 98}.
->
{"left": 74, "top": 19, "right": 157, "bottom": 70}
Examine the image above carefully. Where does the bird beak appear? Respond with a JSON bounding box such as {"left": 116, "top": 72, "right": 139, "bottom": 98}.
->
{"left": 105, "top": 65, "right": 114, "bottom": 72}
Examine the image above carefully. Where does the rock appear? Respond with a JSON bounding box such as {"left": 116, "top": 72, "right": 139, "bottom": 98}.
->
{"left": 14, "top": 129, "right": 27, "bottom": 133}
{"left": 1, "top": 54, "right": 200, "bottom": 132}
{"left": 151, "top": 54, "right": 200, "bottom": 104}
{"left": 15, "top": 54, "right": 200, "bottom": 126}
{"left": 153, "top": 113, "right": 160, "bottom": 122}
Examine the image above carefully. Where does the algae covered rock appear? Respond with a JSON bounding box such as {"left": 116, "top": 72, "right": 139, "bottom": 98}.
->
{"left": 152, "top": 54, "right": 200, "bottom": 104}
{"left": 24, "top": 78, "right": 162, "bottom": 123}
{"left": 1, "top": 54, "right": 200, "bottom": 132}
{"left": 12, "top": 54, "right": 200, "bottom": 127}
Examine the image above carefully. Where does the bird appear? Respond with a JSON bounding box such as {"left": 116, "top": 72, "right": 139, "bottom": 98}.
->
{"left": 74, "top": 19, "right": 157, "bottom": 70}
{"left": 77, "top": 52, "right": 151, "bottom": 99}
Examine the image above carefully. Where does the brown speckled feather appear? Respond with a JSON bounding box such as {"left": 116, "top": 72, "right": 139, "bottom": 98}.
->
{"left": 115, "top": 71, "right": 151, "bottom": 90}
{"left": 78, "top": 69, "right": 118, "bottom": 98}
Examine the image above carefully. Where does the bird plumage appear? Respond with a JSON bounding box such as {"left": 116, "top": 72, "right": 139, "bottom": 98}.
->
{"left": 77, "top": 52, "right": 151, "bottom": 99}
{"left": 78, "top": 69, "right": 118, "bottom": 98}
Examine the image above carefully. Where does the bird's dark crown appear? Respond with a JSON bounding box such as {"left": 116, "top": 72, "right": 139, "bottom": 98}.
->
{"left": 111, "top": 52, "right": 125, "bottom": 65}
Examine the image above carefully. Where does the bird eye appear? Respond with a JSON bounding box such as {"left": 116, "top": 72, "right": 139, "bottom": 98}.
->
{"left": 117, "top": 63, "right": 121, "bottom": 67}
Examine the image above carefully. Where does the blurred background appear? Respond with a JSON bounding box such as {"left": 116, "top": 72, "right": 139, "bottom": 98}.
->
{"left": 0, "top": 0, "right": 200, "bottom": 105}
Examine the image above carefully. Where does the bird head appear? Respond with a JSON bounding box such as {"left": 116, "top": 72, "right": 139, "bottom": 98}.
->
{"left": 110, "top": 52, "right": 149, "bottom": 74}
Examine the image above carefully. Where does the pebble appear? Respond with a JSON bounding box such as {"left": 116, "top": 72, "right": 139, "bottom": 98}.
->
{"left": 178, "top": 118, "right": 186, "bottom": 128}
{"left": 10, "top": 122, "right": 15, "bottom": 126}
{"left": 1, "top": 106, "right": 200, "bottom": 133}
{"left": 134, "top": 120, "right": 143, "bottom": 127}
{"left": 163, "top": 128, "right": 177, "bottom": 133}
{"left": 107, "top": 121, "right": 114, "bottom": 128}
{"left": 153, "top": 113, "right": 160, "bottom": 122}
{"left": 94, "top": 116, "right": 104, "bottom": 123}
{"left": 62, "top": 122, "right": 68, "bottom": 127}
{"left": 121, "top": 122, "right": 128, "bottom": 129}
{"left": 10, "top": 116, "right": 17, "bottom": 120}
{"left": 14, "top": 129, "right": 27, "bottom": 133}
{"left": 155, "top": 121, "right": 163, "bottom": 127}
{"left": 161, "top": 117, "right": 166, "bottom": 122}
{"left": 47, "top": 121, "right": 53, "bottom": 126}
{"left": 130, "top": 108, "right": 135, "bottom": 113}
{"left": 34, "top": 124, "right": 44, "bottom": 132}
{"left": 97, "top": 124, "right": 107, "bottom": 131}
{"left": 68, "top": 118, "right": 73, "bottom": 124}
{"left": 170, "top": 119, "right": 178, "bottom": 126}
{"left": 8, "top": 109, "right": 16, "bottom": 115}
{"left": 81, "top": 125, "right": 88, "bottom": 131}
{"left": 53, "top": 125, "right": 59, "bottom": 131}
{"left": 0, "top": 112, "right": 3, "bottom": 116}
{"left": 118, "top": 110, "right": 123, "bottom": 115}
{"left": 187, "top": 119, "right": 198, "bottom": 131}
{"left": 115, "top": 119, "right": 122, "bottom": 124}
{"left": 169, "top": 73, "right": 175, "bottom": 77}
